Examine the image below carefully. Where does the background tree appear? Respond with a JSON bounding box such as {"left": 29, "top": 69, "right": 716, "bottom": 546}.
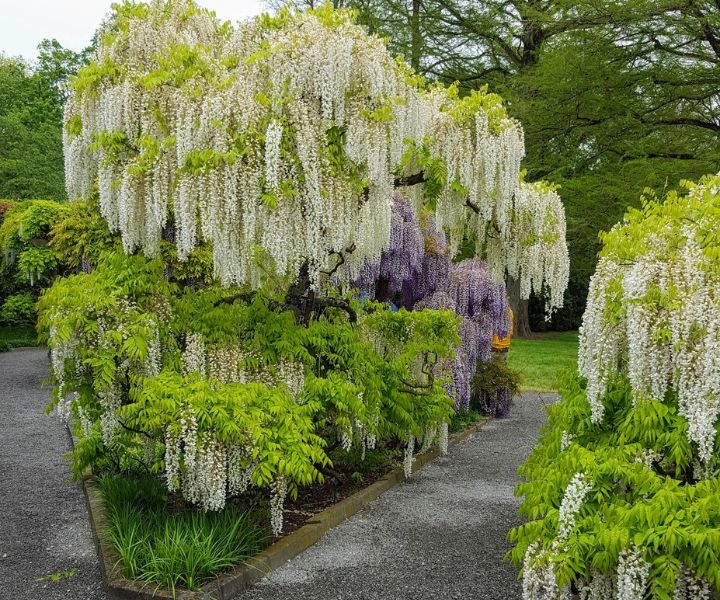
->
{"left": 281, "top": 0, "right": 718, "bottom": 333}
{"left": 0, "top": 41, "right": 90, "bottom": 201}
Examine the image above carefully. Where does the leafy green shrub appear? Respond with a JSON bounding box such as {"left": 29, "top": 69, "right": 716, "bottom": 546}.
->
{"left": 0, "top": 199, "right": 70, "bottom": 252}
{"left": 0, "top": 325, "right": 38, "bottom": 348}
{"left": 49, "top": 197, "right": 118, "bottom": 270}
{"left": 510, "top": 176, "right": 720, "bottom": 597}
{"left": 449, "top": 409, "right": 483, "bottom": 433}
{"left": 510, "top": 375, "right": 720, "bottom": 596}
{"left": 1, "top": 292, "right": 35, "bottom": 324}
{"left": 0, "top": 199, "right": 71, "bottom": 307}
{"left": 98, "top": 474, "right": 265, "bottom": 593}
{"left": 470, "top": 354, "right": 521, "bottom": 417}
{"left": 38, "top": 251, "right": 459, "bottom": 535}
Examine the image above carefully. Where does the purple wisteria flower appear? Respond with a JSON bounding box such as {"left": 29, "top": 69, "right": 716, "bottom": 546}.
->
{"left": 353, "top": 194, "right": 510, "bottom": 410}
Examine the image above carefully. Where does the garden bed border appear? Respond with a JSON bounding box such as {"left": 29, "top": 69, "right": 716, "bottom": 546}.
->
{"left": 77, "top": 416, "right": 489, "bottom": 600}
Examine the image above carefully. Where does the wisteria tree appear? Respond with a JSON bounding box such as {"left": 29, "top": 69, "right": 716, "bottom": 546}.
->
{"left": 42, "top": 0, "right": 569, "bottom": 535}
{"left": 63, "top": 0, "right": 568, "bottom": 311}
{"left": 510, "top": 175, "right": 720, "bottom": 599}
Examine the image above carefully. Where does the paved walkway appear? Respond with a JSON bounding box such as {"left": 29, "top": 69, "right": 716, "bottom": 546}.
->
{"left": 0, "top": 348, "right": 551, "bottom": 600}
{"left": 241, "top": 392, "right": 553, "bottom": 600}
{"left": 0, "top": 349, "right": 107, "bottom": 600}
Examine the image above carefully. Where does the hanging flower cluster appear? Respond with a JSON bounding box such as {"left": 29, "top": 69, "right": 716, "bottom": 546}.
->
{"left": 486, "top": 179, "right": 570, "bottom": 316}
{"left": 352, "top": 194, "right": 426, "bottom": 301}
{"left": 63, "top": 0, "right": 566, "bottom": 302}
{"left": 579, "top": 176, "right": 720, "bottom": 465}
{"left": 556, "top": 472, "right": 591, "bottom": 543}
{"left": 182, "top": 334, "right": 306, "bottom": 398}
{"left": 354, "top": 195, "right": 509, "bottom": 409}
{"left": 673, "top": 567, "right": 712, "bottom": 600}
{"left": 575, "top": 565, "right": 712, "bottom": 600}
{"left": 163, "top": 403, "right": 288, "bottom": 529}
{"left": 615, "top": 547, "right": 651, "bottom": 600}
{"left": 418, "top": 259, "right": 508, "bottom": 408}
{"left": 521, "top": 472, "right": 592, "bottom": 599}
{"left": 522, "top": 543, "right": 559, "bottom": 600}
{"left": 578, "top": 572, "right": 614, "bottom": 600}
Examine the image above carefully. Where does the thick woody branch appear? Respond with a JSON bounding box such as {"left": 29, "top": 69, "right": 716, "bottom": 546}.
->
{"left": 394, "top": 172, "right": 427, "bottom": 187}
{"left": 399, "top": 351, "right": 437, "bottom": 392}
{"left": 320, "top": 243, "right": 357, "bottom": 277}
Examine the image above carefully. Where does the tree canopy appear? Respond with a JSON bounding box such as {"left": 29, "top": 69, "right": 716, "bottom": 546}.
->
{"left": 0, "top": 41, "right": 90, "bottom": 200}
{"left": 295, "top": 0, "right": 719, "bottom": 330}
{"left": 64, "top": 0, "right": 568, "bottom": 308}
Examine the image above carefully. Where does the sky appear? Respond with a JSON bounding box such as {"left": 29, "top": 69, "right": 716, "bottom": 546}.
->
{"left": 1, "top": 0, "right": 267, "bottom": 62}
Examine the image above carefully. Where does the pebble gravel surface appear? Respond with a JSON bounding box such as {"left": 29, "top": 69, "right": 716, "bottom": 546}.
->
{"left": 240, "top": 392, "right": 553, "bottom": 600}
{"left": 0, "top": 347, "right": 551, "bottom": 600}
{"left": 0, "top": 348, "right": 108, "bottom": 600}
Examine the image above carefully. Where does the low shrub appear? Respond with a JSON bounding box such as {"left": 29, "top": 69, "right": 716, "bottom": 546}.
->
{"left": 470, "top": 354, "right": 521, "bottom": 417}
{"left": 449, "top": 408, "right": 483, "bottom": 432}
{"left": 1, "top": 292, "right": 35, "bottom": 324}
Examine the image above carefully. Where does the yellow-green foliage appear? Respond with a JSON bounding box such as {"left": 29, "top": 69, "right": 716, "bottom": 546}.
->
{"left": 0, "top": 199, "right": 70, "bottom": 287}
{"left": 510, "top": 376, "right": 720, "bottom": 595}
{"left": 49, "top": 198, "right": 118, "bottom": 269}
{"left": 37, "top": 251, "right": 460, "bottom": 502}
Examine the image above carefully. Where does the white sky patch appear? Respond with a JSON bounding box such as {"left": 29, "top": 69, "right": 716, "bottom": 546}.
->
{"left": 1, "top": 0, "right": 267, "bottom": 62}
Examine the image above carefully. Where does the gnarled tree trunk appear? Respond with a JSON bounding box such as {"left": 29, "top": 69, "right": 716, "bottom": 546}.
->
{"left": 507, "top": 275, "right": 531, "bottom": 338}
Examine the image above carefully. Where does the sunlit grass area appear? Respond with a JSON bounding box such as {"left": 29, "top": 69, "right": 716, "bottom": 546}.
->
{"left": 508, "top": 331, "right": 579, "bottom": 392}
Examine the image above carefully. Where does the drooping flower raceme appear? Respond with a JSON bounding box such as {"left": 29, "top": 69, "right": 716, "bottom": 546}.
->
{"left": 616, "top": 547, "right": 650, "bottom": 600}
{"left": 352, "top": 194, "right": 425, "bottom": 301}
{"left": 486, "top": 180, "right": 569, "bottom": 316}
{"left": 522, "top": 543, "right": 558, "bottom": 600}
{"left": 417, "top": 259, "right": 509, "bottom": 408}
{"left": 674, "top": 567, "right": 712, "bottom": 600}
{"left": 520, "top": 472, "right": 592, "bottom": 599}
{"left": 556, "top": 472, "right": 591, "bottom": 543}
{"left": 63, "top": 0, "right": 566, "bottom": 305}
{"left": 579, "top": 176, "right": 720, "bottom": 465}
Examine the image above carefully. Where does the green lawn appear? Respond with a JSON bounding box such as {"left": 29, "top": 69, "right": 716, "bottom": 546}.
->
{"left": 508, "top": 330, "right": 579, "bottom": 392}
{"left": 0, "top": 324, "right": 39, "bottom": 350}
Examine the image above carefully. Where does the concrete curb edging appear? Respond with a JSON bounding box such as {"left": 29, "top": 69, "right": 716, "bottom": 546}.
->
{"left": 80, "top": 417, "right": 489, "bottom": 600}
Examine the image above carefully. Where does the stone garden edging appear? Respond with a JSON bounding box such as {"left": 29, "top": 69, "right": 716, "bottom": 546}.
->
{"left": 77, "top": 417, "right": 489, "bottom": 600}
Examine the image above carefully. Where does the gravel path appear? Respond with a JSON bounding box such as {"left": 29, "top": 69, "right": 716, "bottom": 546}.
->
{"left": 241, "top": 392, "right": 553, "bottom": 600}
{"left": 0, "top": 348, "right": 107, "bottom": 600}
{"left": 0, "top": 347, "right": 550, "bottom": 600}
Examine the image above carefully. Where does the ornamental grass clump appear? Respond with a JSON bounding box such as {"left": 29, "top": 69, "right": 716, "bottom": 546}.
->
{"left": 98, "top": 475, "right": 265, "bottom": 593}
{"left": 510, "top": 175, "right": 720, "bottom": 599}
